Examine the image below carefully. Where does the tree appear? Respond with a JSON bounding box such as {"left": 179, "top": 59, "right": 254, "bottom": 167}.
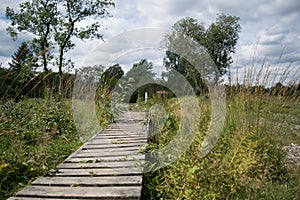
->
{"left": 126, "top": 59, "right": 156, "bottom": 84}
{"left": 125, "top": 59, "right": 156, "bottom": 102}
{"left": 6, "top": 0, "right": 115, "bottom": 100}
{"left": 2, "top": 42, "right": 39, "bottom": 99}
{"left": 54, "top": 0, "right": 115, "bottom": 100}
{"left": 99, "top": 64, "right": 124, "bottom": 93}
{"left": 6, "top": 0, "right": 58, "bottom": 73}
{"left": 163, "top": 17, "right": 207, "bottom": 94}
{"left": 6, "top": 0, "right": 59, "bottom": 98}
{"left": 205, "top": 13, "right": 241, "bottom": 80}
{"left": 9, "top": 42, "right": 38, "bottom": 77}
{"left": 164, "top": 14, "right": 241, "bottom": 87}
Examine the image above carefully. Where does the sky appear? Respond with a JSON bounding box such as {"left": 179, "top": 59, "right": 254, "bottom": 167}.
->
{"left": 0, "top": 0, "right": 300, "bottom": 85}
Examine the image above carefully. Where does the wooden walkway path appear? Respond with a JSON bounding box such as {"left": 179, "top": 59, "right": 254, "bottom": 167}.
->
{"left": 9, "top": 111, "right": 147, "bottom": 200}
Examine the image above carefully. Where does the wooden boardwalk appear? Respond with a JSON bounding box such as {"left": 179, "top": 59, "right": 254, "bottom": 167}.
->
{"left": 9, "top": 111, "right": 147, "bottom": 200}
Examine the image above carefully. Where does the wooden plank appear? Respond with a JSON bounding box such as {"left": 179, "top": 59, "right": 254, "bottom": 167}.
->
{"left": 15, "top": 186, "right": 141, "bottom": 199}
{"left": 107, "top": 126, "right": 146, "bottom": 129}
{"left": 77, "top": 150, "right": 144, "bottom": 156}
{"left": 53, "top": 168, "right": 142, "bottom": 176}
{"left": 86, "top": 140, "right": 146, "bottom": 145}
{"left": 65, "top": 154, "right": 145, "bottom": 163}
{"left": 104, "top": 129, "right": 146, "bottom": 132}
{"left": 32, "top": 176, "right": 142, "bottom": 186}
{"left": 95, "top": 133, "right": 146, "bottom": 137}
{"left": 80, "top": 146, "right": 145, "bottom": 153}
{"left": 83, "top": 143, "right": 146, "bottom": 149}
{"left": 94, "top": 135, "right": 147, "bottom": 140}
{"left": 9, "top": 198, "right": 91, "bottom": 200}
{"left": 96, "top": 134, "right": 146, "bottom": 138}
{"left": 73, "top": 151, "right": 142, "bottom": 158}
{"left": 90, "top": 138, "right": 147, "bottom": 143}
{"left": 108, "top": 126, "right": 145, "bottom": 128}
{"left": 101, "top": 131, "right": 146, "bottom": 135}
{"left": 57, "top": 161, "right": 144, "bottom": 169}
{"left": 94, "top": 135, "right": 146, "bottom": 139}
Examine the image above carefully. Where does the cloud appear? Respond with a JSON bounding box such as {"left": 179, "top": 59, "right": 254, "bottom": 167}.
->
{"left": 254, "top": 23, "right": 300, "bottom": 63}
{"left": 0, "top": 0, "right": 299, "bottom": 83}
{"left": 0, "top": 19, "right": 33, "bottom": 66}
{"left": 259, "top": 0, "right": 300, "bottom": 15}
{"left": 82, "top": 28, "right": 168, "bottom": 69}
{"left": 0, "top": 0, "right": 35, "bottom": 67}
{"left": 0, "top": 0, "right": 20, "bottom": 13}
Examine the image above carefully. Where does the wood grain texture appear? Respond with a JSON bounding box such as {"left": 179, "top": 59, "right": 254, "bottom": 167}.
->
{"left": 12, "top": 186, "right": 141, "bottom": 199}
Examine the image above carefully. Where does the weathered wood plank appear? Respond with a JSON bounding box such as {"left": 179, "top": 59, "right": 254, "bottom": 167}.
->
{"left": 102, "top": 130, "right": 146, "bottom": 133}
{"left": 32, "top": 176, "right": 142, "bottom": 186}
{"left": 57, "top": 161, "right": 144, "bottom": 169}
{"left": 53, "top": 168, "right": 142, "bottom": 176}
{"left": 108, "top": 125, "right": 146, "bottom": 128}
{"left": 86, "top": 140, "right": 146, "bottom": 145}
{"left": 15, "top": 186, "right": 141, "bottom": 199}
{"left": 9, "top": 198, "right": 93, "bottom": 200}
{"left": 105, "top": 125, "right": 146, "bottom": 127}
{"left": 94, "top": 135, "right": 147, "bottom": 139}
{"left": 73, "top": 151, "right": 142, "bottom": 158}
{"left": 58, "top": 161, "right": 144, "bottom": 169}
{"left": 83, "top": 143, "right": 146, "bottom": 149}
{"left": 65, "top": 154, "right": 145, "bottom": 163}
{"left": 89, "top": 139, "right": 147, "bottom": 144}
{"left": 80, "top": 146, "right": 145, "bottom": 153}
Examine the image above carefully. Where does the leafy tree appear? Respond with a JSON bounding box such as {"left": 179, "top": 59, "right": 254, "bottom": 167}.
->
{"left": 6, "top": 0, "right": 115, "bottom": 100}
{"left": 205, "top": 14, "right": 241, "bottom": 79}
{"left": 99, "top": 64, "right": 124, "bottom": 93}
{"left": 6, "top": 0, "right": 58, "bottom": 72}
{"left": 163, "top": 18, "right": 207, "bottom": 94}
{"left": 164, "top": 14, "right": 241, "bottom": 88}
{"left": 125, "top": 59, "right": 156, "bottom": 102}
{"left": 126, "top": 59, "right": 156, "bottom": 84}
{"left": 54, "top": 0, "right": 115, "bottom": 100}
{"left": 6, "top": 0, "right": 60, "bottom": 98}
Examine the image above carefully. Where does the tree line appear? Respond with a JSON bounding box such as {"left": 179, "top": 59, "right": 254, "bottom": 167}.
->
{"left": 2, "top": 5, "right": 242, "bottom": 100}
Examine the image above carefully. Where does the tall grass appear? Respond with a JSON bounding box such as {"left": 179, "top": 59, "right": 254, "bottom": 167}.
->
{"left": 0, "top": 98, "right": 82, "bottom": 199}
{"left": 143, "top": 61, "right": 300, "bottom": 199}
{"left": 0, "top": 68, "right": 114, "bottom": 199}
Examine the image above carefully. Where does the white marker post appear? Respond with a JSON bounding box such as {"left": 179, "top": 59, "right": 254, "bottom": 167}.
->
{"left": 145, "top": 91, "right": 148, "bottom": 104}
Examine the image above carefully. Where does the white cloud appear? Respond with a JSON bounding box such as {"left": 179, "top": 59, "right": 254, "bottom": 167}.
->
{"left": 0, "top": 0, "right": 299, "bottom": 85}
{"left": 259, "top": 0, "right": 300, "bottom": 15}
{"left": 81, "top": 28, "right": 168, "bottom": 69}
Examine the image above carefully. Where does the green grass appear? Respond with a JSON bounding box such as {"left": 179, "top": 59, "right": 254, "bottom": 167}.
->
{"left": 1, "top": 91, "right": 299, "bottom": 200}
{"left": 0, "top": 99, "right": 82, "bottom": 199}
{"left": 0, "top": 95, "right": 114, "bottom": 199}
{"left": 142, "top": 91, "right": 300, "bottom": 199}
{"left": 0, "top": 62, "right": 299, "bottom": 200}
